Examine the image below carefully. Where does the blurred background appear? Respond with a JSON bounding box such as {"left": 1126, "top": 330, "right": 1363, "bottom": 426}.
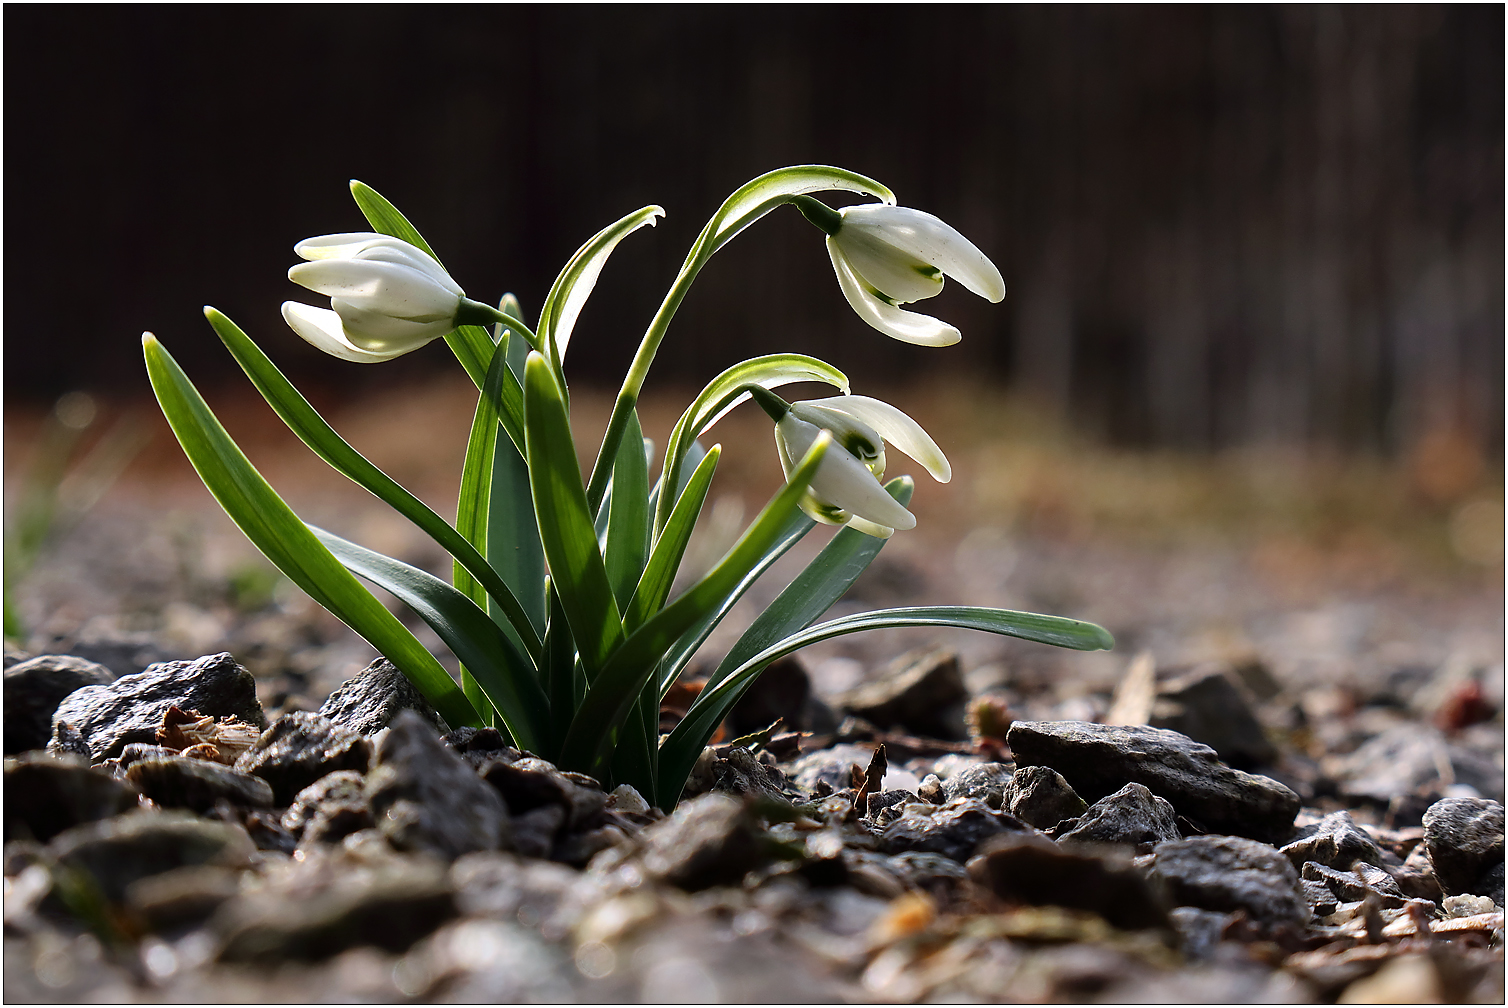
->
{"left": 4, "top": 7, "right": 1503, "bottom": 737}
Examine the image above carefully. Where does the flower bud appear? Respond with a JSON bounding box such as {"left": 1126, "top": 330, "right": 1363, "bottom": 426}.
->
{"left": 282, "top": 233, "right": 464, "bottom": 362}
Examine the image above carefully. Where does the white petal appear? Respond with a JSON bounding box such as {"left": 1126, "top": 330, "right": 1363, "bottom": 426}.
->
{"left": 788, "top": 402, "right": 884, "bottom": 462}
{"left": 844, "top": 515, "right": 896, "bottom": 539}
{"left": 352, "top": 241, "right": 462, "bottom": 295}
{"left": 289, "top": 259, "right": 460, "bottom": 320}
{"left": 805, "top": 395, "right": 951, "bottom": 483}
{"left": 839, "top": 205, "right": 1005, "bottom": 303}
{"left": 293, "top": 233, "right": 390, "bottom": 261}
{"left": 831, "top": 229, "right": 945, "bottom": 303}
{"left": 808, "top": 446, "right": 917, "bottom": 530}
{"left": 827, "top": 241, "right": 962, "bottom": 347}
{"left": 281, "top": 302, "right": 411, "bottom": 363}
{"left": 329, "top": 298, "right": 454, "bottom": 348}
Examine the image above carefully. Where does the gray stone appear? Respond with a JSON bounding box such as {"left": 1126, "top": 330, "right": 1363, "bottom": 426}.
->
{"left": 4, "top": 655, "right": 114, "bottom": 754}
{"left": 1300, "top": 861, "right": 1408, "bottom": 909}
{"left": 213, "top": 857, "right": 455, "bottom": 962}
{"left": 838, "top": 646, "right": 968, "bottom": 739}
{"left": 282, "top": 770, "right": 368, "bottom": 836}
{"left": 1422, "top": 797, "right": 1505, "bottom": 897}
{"left": 1279, "top": 810, "right": 1384, "bottom": 871}
{"left": 702, "top": 746, "right": 790, "bottom": 802}
{"left": 636, "top": 793, "right": 767, "bottom": 891}
{"left": 1057, "top": 782, "right": 1180, "bottom": 852}
{"left": 880, "top": 797, "right": 1031, "bottom": 863}
{"left": 942, "top": 761, "right": 1014, "bottom": 805}
{"left": 365, "top": 710, "right": 510, "bottom": 860}
{"left": 1150, "top": 664, "right": 1277, "bottom": 769}
{"left": 441, "top": 726, "right": 520, "bottom": 769}
{"left": 968, "top": 832, "right": 1168, "bottom": 931}
{"left": 126, "top": 755, "right": 274, "bottom": 812}
{"left": 479, "top": 758, "right": 606, "bottom": 834}
{"left": 319, "top": 658, "right": 447, "bottom": 736}
{"left": 1168, "top": 907, "right": 1237, "bottom": 961}
{"left": 1006, "top": 720, "right": 1300, "bottom": 843}
{"left": 1144, "top": 835, "right": 1309, "bottom": 929}
{"left": 233, "top": 711, "right": 371, "bottom": 805}
{"left": 1335, "top": 726, "right": 1504, "bottom": 803}
{"left": 124, "top": 864, "right": 240, "bottom": 932}
{"left": 48, "top": 652, "right": 266, "bottom": 763}
{"left": 885, "top": 850, "right": 970, "bottom": 894}
{"left": 1006, "top": 765, "right": 1087, "bottom": 830}
{"left": 4, "top": 753, "right": 139, "bottom": 843}
{"left": 48, "top": 810, "right": 254, "bottom": 903}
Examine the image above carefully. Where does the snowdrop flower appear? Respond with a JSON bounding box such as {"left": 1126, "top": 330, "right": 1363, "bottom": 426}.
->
{"left": 750, "top": 388, "right": 950, "bottom": 538}
{"left": 282, "top": 233, "right": 470, "bottom": 363}
{"left": 794, "top": 198, "right": 1005, "bottom": 347}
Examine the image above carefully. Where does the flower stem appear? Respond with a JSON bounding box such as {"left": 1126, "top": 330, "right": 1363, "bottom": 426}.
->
{"left": 585, "top": 224, "right": 716, "bottom": 513}
{"left": 455, "top": 299, "right": 542, "bottom": 352}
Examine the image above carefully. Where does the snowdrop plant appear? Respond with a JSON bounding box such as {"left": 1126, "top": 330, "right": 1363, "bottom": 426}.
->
{"left": 143, "top": 166, "right": 1111, "bottom": 809}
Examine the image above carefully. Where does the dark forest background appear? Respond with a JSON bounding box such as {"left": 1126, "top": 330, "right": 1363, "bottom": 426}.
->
{"left": 6, "top": 5, "right": 1502, "bottom": 454}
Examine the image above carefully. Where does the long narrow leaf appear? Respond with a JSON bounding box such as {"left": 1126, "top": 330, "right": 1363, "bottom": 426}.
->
{"left": 205, "top": 309, "right": 540, "bottom": 662}
{"left": 702, "top": 166, "right": 894, "bottom": 256}
{"left": 143, "top": 334, "right": 479, "bottom": 729}
{"left": 658, "top": 606, "right": 1115, "bottom": 805}
{"left": 655, "top": 508, "right": 814, "bottom": 695}
{"left": 310, "top": 526, "right": 549, "bottom": 753}
{"left": 623, "top": 445, "right": 720, "bottom": 632}
{"left": 536, "top": 206, "right": 665, "bottom": 368}
{"left": 523, "top": 353, "right": 623, "bottom": 677}
{"left": 708, "top": 477, "right": 913, "bottom": 690}
{"left": 557, "top": 432, "right": 834, "bottom": 775}
{"left": 603, "top": 411, "right": 651, "bottom": 610}
{"left": 487, "top": 303, "right": 547, "bottom": 637}
{"left": 654, "top": 354, "right": 848, "bottom": 535}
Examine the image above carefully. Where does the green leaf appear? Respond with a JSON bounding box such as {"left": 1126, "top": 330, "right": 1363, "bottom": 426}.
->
{"left": 623, "top": 445, "right": 720, "bottom": 632}
{"left": 523, "top": 353, "right": 623, "bottom": 678}
{"left": 655, "top": 353, "right": 849, "bottom": 535}
{"left": 603, "top": 412, "right": 651, "bottom": 610}
{"left": 557, "top": 432, "right": 834, "bottom": 776}
{"left": 487, "top": 311, "right": 547, "bottom": 638}
{"left": 536, "top": 205, "right": 665, "bottom": 369}
{"left": 702, "top": 165, "right": 894, "bottom": 256}
{"left": 541, "top": 579, "right": 576, "bottom": 754}
{"left": 309, "top": 525, "right": 549, "bottom": 753}
{"left": 708, "top": 476, "right": 914, "bottom": 691}
{"left": 654, "top": 508, "right": 814, "bottom": 695}
{"left": 142, "top": 333, "right": 479, "bottom": 729}
{"left": 658, "top": 605, "right": 1115, "bottom": 805}
{"left": 348, "top": 179, "right": 496, "bottom": 392}
{"left": 204, "top": 308, "right": 540, "bottom": 663}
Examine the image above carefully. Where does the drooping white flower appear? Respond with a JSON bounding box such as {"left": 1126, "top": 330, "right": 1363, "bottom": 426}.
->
{"left": 282, "top": 233, "right": 465, "bottom": 362}
{"left": 809, "top": 201, "right": 1005, "bottom": 347}
{"left": 771, "top": 394, "right": 951, "bottom": 539}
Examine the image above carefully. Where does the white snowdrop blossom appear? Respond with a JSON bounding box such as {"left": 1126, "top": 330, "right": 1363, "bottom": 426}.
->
{"left": 773, "top": 395, "right": 950, "bottom": 538}
{"left": 282, "top": 233, "right": 465, "bottom": 362}
{"left": 825, "top": 204, "right": 1005, "bottom": 347}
